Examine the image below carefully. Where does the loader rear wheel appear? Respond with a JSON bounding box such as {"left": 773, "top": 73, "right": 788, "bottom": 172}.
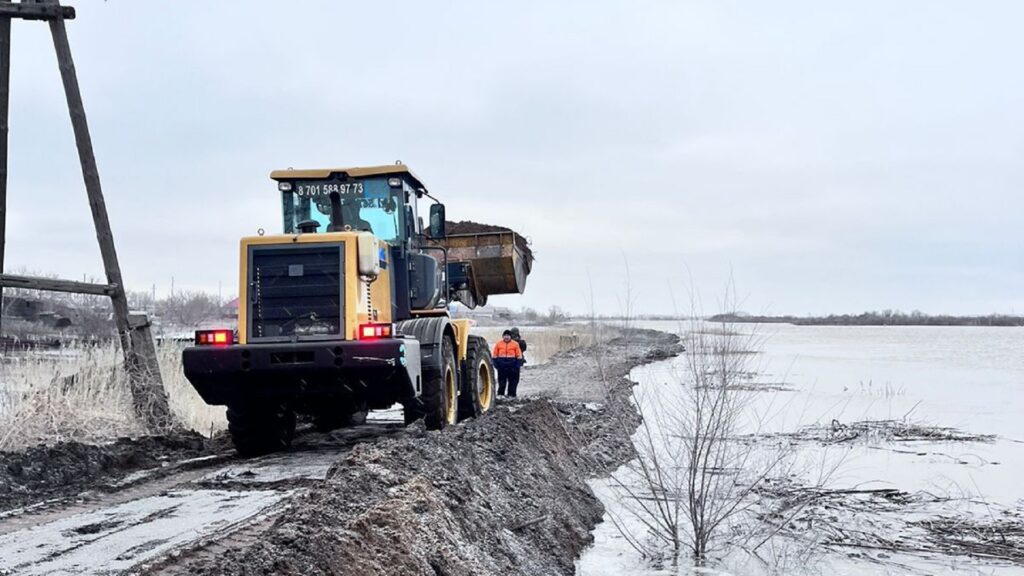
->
{"left": 423, "top": 336, "right": 458, "bottom": 430}
{"left": 226, "top": 402, "right": 295, "bottom": 457}
{"left": 458, "top": 336, "right": 494, "bottom": 421}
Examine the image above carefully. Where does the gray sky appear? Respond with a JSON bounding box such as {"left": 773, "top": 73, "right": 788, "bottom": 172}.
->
{"left": 4, "top": 1, "right": 1022, "bottom": 316}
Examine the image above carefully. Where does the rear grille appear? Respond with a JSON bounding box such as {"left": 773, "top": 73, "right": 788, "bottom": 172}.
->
{"left": 249, "top": 244, "right": 344, "bottom": 340}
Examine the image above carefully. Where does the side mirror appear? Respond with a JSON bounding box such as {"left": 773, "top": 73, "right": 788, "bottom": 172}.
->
{"left": 429, "top": 204, "right": 446, "bottom": 238}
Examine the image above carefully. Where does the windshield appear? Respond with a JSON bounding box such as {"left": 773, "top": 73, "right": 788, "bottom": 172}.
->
{"left": 281, "top": 176, "right": 403, "bottom": 242}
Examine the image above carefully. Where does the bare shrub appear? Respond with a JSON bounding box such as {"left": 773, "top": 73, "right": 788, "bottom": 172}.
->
{"left": 608, "top": 302, "right": 839, "bottom": 571}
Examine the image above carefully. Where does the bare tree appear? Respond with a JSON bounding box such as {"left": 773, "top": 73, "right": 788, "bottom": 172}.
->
{"left": 126, "top": 290, "right": 156, "bottom": 312}
{"left": 545, "top": 305, "right": 566, "bottom": 325}
{"left": 521, "top": 307, "right": 539, "bottom": 323}
{"left": 160, "top": 291, "right": 221, "bottom": 329}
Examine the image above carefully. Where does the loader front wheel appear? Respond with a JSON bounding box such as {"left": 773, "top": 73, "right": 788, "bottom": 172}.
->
{"left": 314, "top": 399, "right": 368, "bottom": 432}
{"left": 226, "top": 402, "right": 295, "bottom": 457}
{"left": 423, "top": 337, "right": 458, "bottom": 430}
{"left": 403, "top": 406, "right": 420, "bottom": 426}
{"left": 458, "top": 335, "right": 494, "bottom": 421}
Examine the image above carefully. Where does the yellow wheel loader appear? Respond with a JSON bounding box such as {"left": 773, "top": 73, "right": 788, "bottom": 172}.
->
{"left": 182, "top": 165, "right": 532, "bottom": 455}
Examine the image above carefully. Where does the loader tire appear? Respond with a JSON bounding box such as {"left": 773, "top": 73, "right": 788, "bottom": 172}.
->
{"left": 314, "top": 399, "right": 368, "bottom": 432}
{"left": 423, "top": 336, "right": 458, "bottom": 431}
{"left": 226, "top": 402, "right": 295, "bottom": 457}
{"left": 403, "top": 406, "right": 420, "bottom": 426}
{"left": 458, "top": 336, "right": 495, "bottom": 421}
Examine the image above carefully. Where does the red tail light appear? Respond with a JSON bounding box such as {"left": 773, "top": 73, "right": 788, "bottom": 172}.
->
{"left": 358, "top": 323, "right": 393, "bottom": 340}
{"left": 195, "top": 329, "right": 234, "bottom": 346}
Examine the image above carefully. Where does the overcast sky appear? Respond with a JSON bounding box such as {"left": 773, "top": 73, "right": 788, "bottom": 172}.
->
{"left": 3, "top": 1, "right": 1022, "bottom": 316}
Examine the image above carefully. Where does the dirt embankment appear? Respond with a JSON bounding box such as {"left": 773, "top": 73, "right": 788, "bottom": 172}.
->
{"left": 152, "top": 329, "right": 682, "bottom": 576}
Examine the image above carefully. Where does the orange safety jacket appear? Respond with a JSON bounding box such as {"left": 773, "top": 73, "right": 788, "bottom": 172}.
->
{"left": 493, "top": 340, "right": 522, "bottom": 359}
{"left": 492, "top": 340, "right": 523, "bottom": 370}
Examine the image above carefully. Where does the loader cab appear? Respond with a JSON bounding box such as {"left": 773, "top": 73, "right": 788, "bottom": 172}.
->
{"left": 273, "top": 168, "right": 423, "bottom": 245}
{"left": 270, "top": 165, "right": 448, "bottom": 319}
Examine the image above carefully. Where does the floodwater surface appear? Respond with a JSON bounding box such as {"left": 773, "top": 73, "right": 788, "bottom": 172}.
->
{"left": 578, "top": 322, "right": 1024, "bottom": 576}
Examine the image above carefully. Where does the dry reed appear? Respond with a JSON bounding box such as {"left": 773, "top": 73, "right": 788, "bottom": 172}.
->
{"left": 0, "top": 345, "right": 143, "bottom": 451}
{"left": 156, "top": 342, "right": 228, "bottom": 437}
{"left": 0, "top": 342, "right": 227, "bottom": 451}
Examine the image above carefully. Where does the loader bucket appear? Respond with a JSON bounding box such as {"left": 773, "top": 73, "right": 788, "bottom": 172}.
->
{"left": 432, "top": 230, "right": 533, "bottom": 301}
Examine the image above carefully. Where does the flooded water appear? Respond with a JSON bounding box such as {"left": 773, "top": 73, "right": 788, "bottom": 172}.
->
{"left": 578, "top": 321, "right": 1024, "bottom": 576}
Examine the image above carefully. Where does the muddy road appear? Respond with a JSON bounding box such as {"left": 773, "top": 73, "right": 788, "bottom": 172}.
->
{"left": 0, "top": 329, "right": 681, "bottom": 576}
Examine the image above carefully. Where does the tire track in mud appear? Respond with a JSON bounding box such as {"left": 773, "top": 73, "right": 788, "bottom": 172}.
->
{"left": 0, "top": 420, "right": 407, "bottom": 575}
{"left": 143, "top": 514, "right": 280, "bottom": 576}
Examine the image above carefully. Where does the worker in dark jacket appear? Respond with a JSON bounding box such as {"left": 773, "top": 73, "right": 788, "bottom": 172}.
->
{"left": 510, "top": 327, "right": 527, "bottom": 366}
{"left": 493, "top": 329, "right": 523, "bottom": 397}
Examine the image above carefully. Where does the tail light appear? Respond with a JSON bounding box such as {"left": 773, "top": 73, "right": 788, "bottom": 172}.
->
{"left": 195, "top": 329, "right": 234, "bottom": 346}
{"left": 358, "top": 323, "right": 394, "bottom": 340}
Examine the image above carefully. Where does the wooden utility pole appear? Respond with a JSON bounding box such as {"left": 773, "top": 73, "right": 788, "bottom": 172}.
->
{"left": 0, "top": 0, "right": 173, "bottom": 431}
{"left": 0, "top": 0, "right": 11, "bottom": 334}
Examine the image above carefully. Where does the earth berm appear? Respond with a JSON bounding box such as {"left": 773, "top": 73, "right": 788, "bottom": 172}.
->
{"left": 150, "top": 328, "right": 681, "bottom": 576}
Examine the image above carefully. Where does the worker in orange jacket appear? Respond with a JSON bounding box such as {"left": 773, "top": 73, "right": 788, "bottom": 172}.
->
{"left": 492, "top": 329, "right": 523, "bottom": 397}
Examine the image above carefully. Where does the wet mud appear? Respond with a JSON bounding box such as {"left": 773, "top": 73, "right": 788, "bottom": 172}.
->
{"left": 0, "top": 432, "right": 214, "bottom": 513}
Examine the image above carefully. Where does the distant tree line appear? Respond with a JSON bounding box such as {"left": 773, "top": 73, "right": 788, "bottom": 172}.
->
{"left": 490, "top": 305, "right": 568, "bottom": 325}
{"left": 708, "top": 310, "right": 1024, "bottom": 327}
{"left": 476, "top": 307, "right": 691, "bottom": 323}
